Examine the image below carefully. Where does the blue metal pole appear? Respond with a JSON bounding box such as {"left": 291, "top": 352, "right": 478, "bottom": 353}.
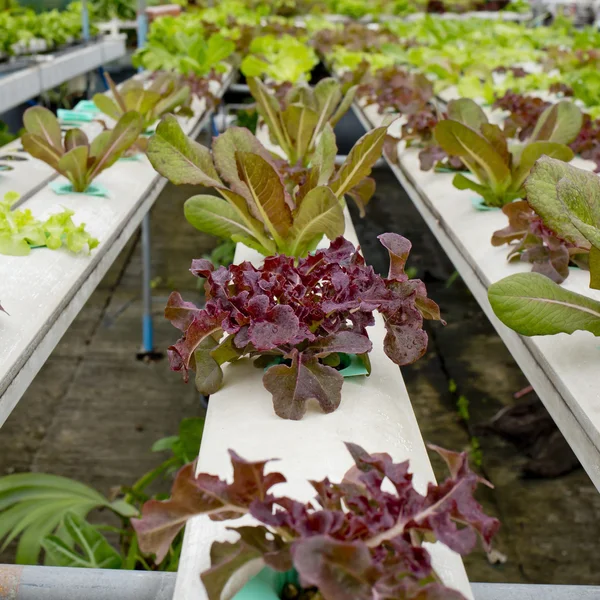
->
{"left": 137, "top": 0, "right": 148, "bottom": 53}
{"left": 138, "top": 0, "right": 154, "bottom": 355}
{"left": 81, "top": 0, "right": 91, "bottom": 42}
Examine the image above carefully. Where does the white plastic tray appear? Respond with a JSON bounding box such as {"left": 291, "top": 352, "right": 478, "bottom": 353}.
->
{"left": 0, "top": 71, "right": 234, "bottom": 426}
{"left": 352, "top": 98, "right": 600, "bottom": 492}
{"left": 174, "top": 216, "right": 473, "bottom": 598}
{"left": 0, "top": 36, "right": 127, "bottom": 114}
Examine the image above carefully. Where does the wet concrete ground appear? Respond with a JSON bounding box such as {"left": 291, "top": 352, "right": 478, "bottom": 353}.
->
{"left": 1, "top": 152, "right": 599, "bottom": 583}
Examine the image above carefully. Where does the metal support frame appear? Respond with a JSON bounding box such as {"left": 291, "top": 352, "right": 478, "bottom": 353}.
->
{"left": 0, "top": 565, "right": 176, "bottom": 600}
{"left": 137, "top": 0, "right": 155, "bottom": 357}
{"left": 2, "top": 564, "right": 600, "bottom": 599}
{"left": 81, "top": 0, "right": 92, "bottom": 98}
{"left": 81, "top": 0, "right": 91, "bottom": 42}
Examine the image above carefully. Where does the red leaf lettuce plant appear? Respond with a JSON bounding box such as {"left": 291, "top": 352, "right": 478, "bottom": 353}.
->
{"left": 352, "top": 66, "right": 464, "bottom": 173}
{"left": 132, "top": 442, "right": 499, "bottom": 600}
{"left": 165, "top": 234, "right": 441, "bottom": 420}
{"left": 434, "top": 98, "right": 581, "bottom": 207}
{"left": 148, "top": 117, "right": 386, "bottom": 256}
{"left": 359, "top": 67, "right": 434, "bottom": 117}
{"left": 491, "top": 200, "right": 589, "bottom": 284}
{"left": 21, "top": 107, "right": 144, "bottom": 193}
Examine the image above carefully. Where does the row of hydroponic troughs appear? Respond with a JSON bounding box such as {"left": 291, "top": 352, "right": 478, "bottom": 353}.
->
{"left": 0, "top": 0, "right": 529, "bottom": 59}
{"left": 0, "top": 9, "right": 597, "bottom": 600}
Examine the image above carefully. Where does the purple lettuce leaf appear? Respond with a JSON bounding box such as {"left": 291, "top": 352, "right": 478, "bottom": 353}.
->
{"left": 133, "top": 442, "right": 499, "bottom": 600}
{"left": 165, "top": 234, "right": 440, "bottom": 418}
{"left": 263, "top": 350, "right": 344, "bottom": 420}
{"left": 132, "top": 453, "right": 286, "bottom": 562}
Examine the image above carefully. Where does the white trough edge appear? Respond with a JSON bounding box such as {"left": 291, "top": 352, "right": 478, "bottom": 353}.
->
{"left": 0, "top": 36, "right": 127, "bottom": 114}
{"left": 173, "top": 196, "right": 472, "bottom": 596}
{"left": 351, "top": 97, "right": 600, "bottom": 492}
{"left": 0, "top": 70, "right": 235, "bottom": 427}
{"left": 0, "top": 36, "right": 130, "bottom": 201}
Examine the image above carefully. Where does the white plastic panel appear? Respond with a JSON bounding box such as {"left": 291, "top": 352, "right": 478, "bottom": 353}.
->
{"left": 0, "top": 71, "right": 235, "bottom": 425}
{"left": 174, "top": 214, "right": 473, "bottom": 598}
{"left": 0, "top": 36, "right": 127, "bottom": 114}
{"left": 352, "top": 98, "right": 600, "bottom": 492}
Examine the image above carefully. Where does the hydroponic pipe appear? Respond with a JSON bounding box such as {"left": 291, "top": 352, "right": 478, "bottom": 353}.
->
{"left": 137, "top": 0, "right": 154, "bottom": 355}
{"left": 0, "top": 565, "right": 175, "bottom": 600}
{"left": 470, "top": 583, "right": 600, "bottom": 599}
{"left": 0, "top": 567, "right": 599, "bottom": 600}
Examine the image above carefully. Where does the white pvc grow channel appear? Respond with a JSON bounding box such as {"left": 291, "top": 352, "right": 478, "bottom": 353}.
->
{"left": 0, "top": 71, "right": 234, "bottom": 427}
{"left": 174, "top": 196, "right": 473, "bottom": 598}
{"left": 348, "top": 95, "right": 600, "bottom": 492}
{"left": 0, "top": 36, "right": 127, "bottom": 114}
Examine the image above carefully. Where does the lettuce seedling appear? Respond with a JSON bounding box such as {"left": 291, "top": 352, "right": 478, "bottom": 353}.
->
{"left": 148, "top": 118, "right": 385, "bottom": 256}
{"left": 434, "top": 98, "right": 581, "bottom": 207}
{"left": 93, "top": 72, "right": 191, "bottom": 130}
{"left": 0, "top": 192, "right": 98, "bottom": 256}
{"left": 248, "top": 76, "right": 357, "bottom": 167}
{"left": 132, "top": 442, "right": 499, "bottom": 600}
{"left": 21, "top": 107, "right": 144, "bottom": 194}
{"left": 163, "top": 234, "right": 440, "bottom": 420}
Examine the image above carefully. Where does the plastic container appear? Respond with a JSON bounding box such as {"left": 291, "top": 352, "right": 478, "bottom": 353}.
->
{"left": 265, "top": 352, "right": 369, "bottom": 378}
{"left": 234, "top": 568, "right": 298, "bottom": 600}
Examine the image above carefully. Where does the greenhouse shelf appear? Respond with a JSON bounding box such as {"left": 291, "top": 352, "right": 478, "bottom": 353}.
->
{"left": 0, "top": 36, "right": 127, "bottom": 115}
{"left": 350, "top": 98, "right": 600, "bottom": 493}
{"left": 173, "top": 207, "right": 473, "bottom": 600}
{"left": 0, "top": 71, "right": 234, "bottom": 428}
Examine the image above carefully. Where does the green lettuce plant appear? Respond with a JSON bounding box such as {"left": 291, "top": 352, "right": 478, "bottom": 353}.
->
{"left": 329, "top": 47, "right": 395, "bottom": 74}
{"left": 434, "top": 98, "right": 581, "bottom": 207}
{"left": 240, "top": 34, "right": 318, "bottom": 83}
{"left": 93, "top": 72, "right": 191, "bottom": 130}
{"left": 489, "top": 272, "right": 600, "bottom": 338}
{"left": 489, "top": 157, "right": 600, "bottom": 336}
{"left": 132, "top": 29, "right": 235, "bottom": 79}
{"left": 147, "top": 117, "right": 386, "bottom": 257}
{"left": 0, "top": 192, "right": 98, "bottom": 256}
{"left": 248, "top": 76, "right": 356, "bottom": 167}
{"left": 21, "top": 107, "right": 144, "bottom": 194}
{"left": 525, "top": 157, "right": 600, "bottom": 288}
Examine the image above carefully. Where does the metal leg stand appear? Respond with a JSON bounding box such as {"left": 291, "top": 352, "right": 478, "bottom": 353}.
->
{"left": 141, "top": 214, "right": 153, "bottom": 352}
{"left": 137, "top": 213, "right": 162, "bottom": 360}
{"left": 135, "top": 0, "right": 161, "bottom": 361}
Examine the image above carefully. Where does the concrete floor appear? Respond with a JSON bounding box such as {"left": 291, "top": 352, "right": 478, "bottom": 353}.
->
{"left": 1, "top": 159, "right": 599, "bottom": 585}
